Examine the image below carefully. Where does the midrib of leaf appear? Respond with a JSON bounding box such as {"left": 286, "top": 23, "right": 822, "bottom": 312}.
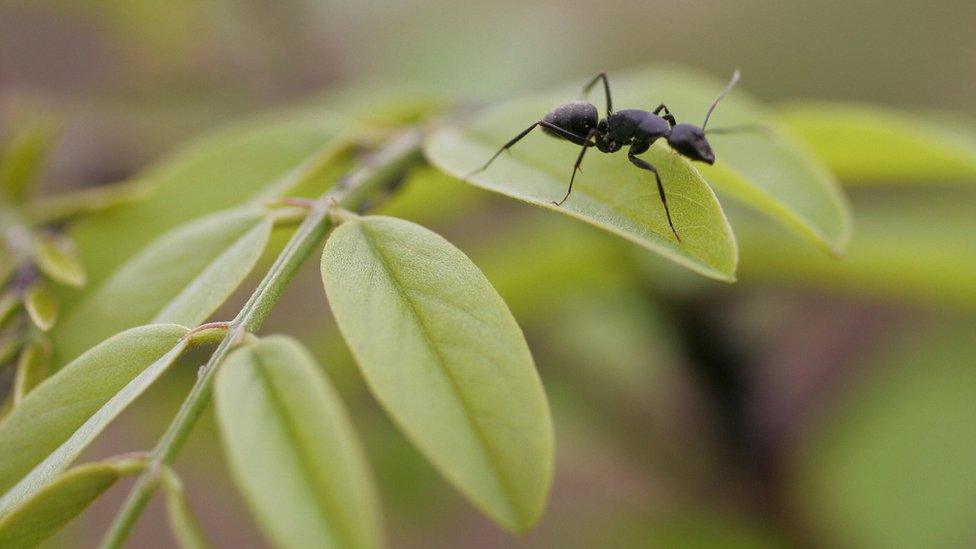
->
{"left": 248, "top": 349, "right": 353, "bottom": 548}
{"left": 357, "top": 222, "right": 522, "bottom": 527}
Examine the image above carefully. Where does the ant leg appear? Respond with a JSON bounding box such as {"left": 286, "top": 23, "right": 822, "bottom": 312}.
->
{"left": 652, "top": 103, "right": 677, "bottom": 127}
{"left": 554, "top": 128, "right": 599, "bottom": 206}
{"left": 470, "top": 121, "right": 589, "bottom": 177}
{"left": 582, "top": 73, "right": 613, "bottom": 116}
{"left": 538, "top": 120, "right": 590, "bottom": 145}
{"left": 628, "top": 153, "right": 681, "bottom": 242}
{"left": 468, "top": 122, "right": 540, "bottom": 176}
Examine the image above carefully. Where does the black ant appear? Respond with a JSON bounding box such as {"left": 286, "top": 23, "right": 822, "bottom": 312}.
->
{"left": 469, "top": 70, "right": 742, "bottom": 242}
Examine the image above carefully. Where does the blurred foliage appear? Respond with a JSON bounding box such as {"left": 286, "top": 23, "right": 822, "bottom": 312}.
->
{"left": 1, "top": 0, "right": 975, "bottom": 547}
{"left": 777, "top": 103, "right": 976, "bottom": 184}
{"left": 732, "top": 190, "right": 976, "bottom": 309}
{"left": 795, "top": 323, "right": 976, "bottom": 548}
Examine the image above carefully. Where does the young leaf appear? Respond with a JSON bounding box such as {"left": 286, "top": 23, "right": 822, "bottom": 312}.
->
{"left": 23, "top": 282, "right": 57, "bottom": 332}
{"left": 777, "top": 102, "right": 976, "bottom": 184}
{"left": 24, "top": 181, "right": 146, "bottom": 225}
{"left": 0, "top": 292, "right": 18, "bottom": 328}
{"left": 0, "top": 118, "right": 56, "bottom": 203}
{"left": 425, "top": 116, "right": 738, "bottom": 281}
{"left": 31, "top": 234, "right": 86, "bottom": 288}
{"left": 54, "top": 209, "right": 271, "bottom": 365}
{"left": 0, "top": 324, "right": 188, "bottom": 513}
{"left": 12, "top": 337, "right": 51, "bottom": 405}
{"left": 160, "top": 467, "right": 209, "bottom": 549}
{"left": 0, "top": 329, "right": 20, "bottom": 368}
{"left": 321, "top": 216, "right": 554, "bottom": 532}
{"left": 0, "top": 456, "right": 144, "bottom": 548}
{"left": 215, "top": 336, "right": 383, "bottom": 549}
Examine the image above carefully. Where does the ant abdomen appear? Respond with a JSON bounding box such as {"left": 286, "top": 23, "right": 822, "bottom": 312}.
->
{"left": 541, "top": 101, "right": 598, "bottom": 145}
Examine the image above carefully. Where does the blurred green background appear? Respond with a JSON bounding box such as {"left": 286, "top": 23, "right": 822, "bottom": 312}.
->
{"left": 2, "top": 1, "right": 975, "bottom": 547}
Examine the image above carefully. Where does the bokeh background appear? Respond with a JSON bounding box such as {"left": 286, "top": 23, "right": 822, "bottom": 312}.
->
{"left": 2, "top": 1, "right": 975, "bottom": 547}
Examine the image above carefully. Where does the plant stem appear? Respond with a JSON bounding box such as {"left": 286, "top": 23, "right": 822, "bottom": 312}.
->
{"left": 99, "top": 129, "right": 423, "bottom": 548}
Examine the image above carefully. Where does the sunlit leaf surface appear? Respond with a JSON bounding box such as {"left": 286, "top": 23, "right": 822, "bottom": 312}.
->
{"left": 321, "top": 216, "right": 553, "bottom": 532}
{"left": 425, "top": 109, "right": 738, "bottom": 280}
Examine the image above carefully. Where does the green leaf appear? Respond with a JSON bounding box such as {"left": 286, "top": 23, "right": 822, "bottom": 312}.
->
{"left": 0, "top": 456, "right": 144, "bottom": 548}
{"left": 427, "top": 66, "right": 852, "bottom": 258}
{"left": 0, "top": 329, "right": 20, "bottom": 368}
{"left": 425, "top": 113, "right": 737, "bottom": 281}
{"left": 215, "top": 336, "right": 383, "bottom": 549}
{"left": 31, "top": 234, "right": 86, "bottom": 288}
{"left": 777, "top": 102, "right": 976, "bottom": 184}
{"left": 733, "top": 191, "right": 976, "bottom": 309}
{"left": 12, "top": 337, "right": 51, "bottom": 405}
{"left": 23, "top": 282, "right": 57, "bottom": 332}
{"left": 0, "top": 118, "right": 56, "bottom": 203}
{"left": 0, "top": 324, "right": 188, "bottom": 513}
{"left": 25, "top": 181, "right": 146, "bottom": 225}
{"left": 54, "top": 208, "right": 271, "bottom": 365}
{"left": 0, "top": 292, "right": 18, "bottom": 328}
{"left": 67, "top": 111, "right": 347, "bottom": 288}
{"left": 160, "top": 467, "right": 209, "bottom": 549}
{"left": 321, "top": 216, "right": 553, "bottom": 532}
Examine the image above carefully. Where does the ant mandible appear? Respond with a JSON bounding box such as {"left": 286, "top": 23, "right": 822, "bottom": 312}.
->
{"left": 469, "top": 70, "right": 741, "bottom": 242}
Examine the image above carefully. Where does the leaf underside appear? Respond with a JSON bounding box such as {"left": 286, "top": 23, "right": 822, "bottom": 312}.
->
{"left": 215, "top": 336, "right": 383, "bottom": 549}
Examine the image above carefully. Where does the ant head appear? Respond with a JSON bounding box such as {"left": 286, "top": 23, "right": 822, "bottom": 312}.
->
{"left": 668, "top": 69, "right": 740, "bottom": 165}
{"left": 668, "top": 124, "right": 714, "bottom": 164}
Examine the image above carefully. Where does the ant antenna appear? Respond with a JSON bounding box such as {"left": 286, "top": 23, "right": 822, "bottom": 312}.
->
{"left": 701, "top": 69, "right": 740, "bottom": 130}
